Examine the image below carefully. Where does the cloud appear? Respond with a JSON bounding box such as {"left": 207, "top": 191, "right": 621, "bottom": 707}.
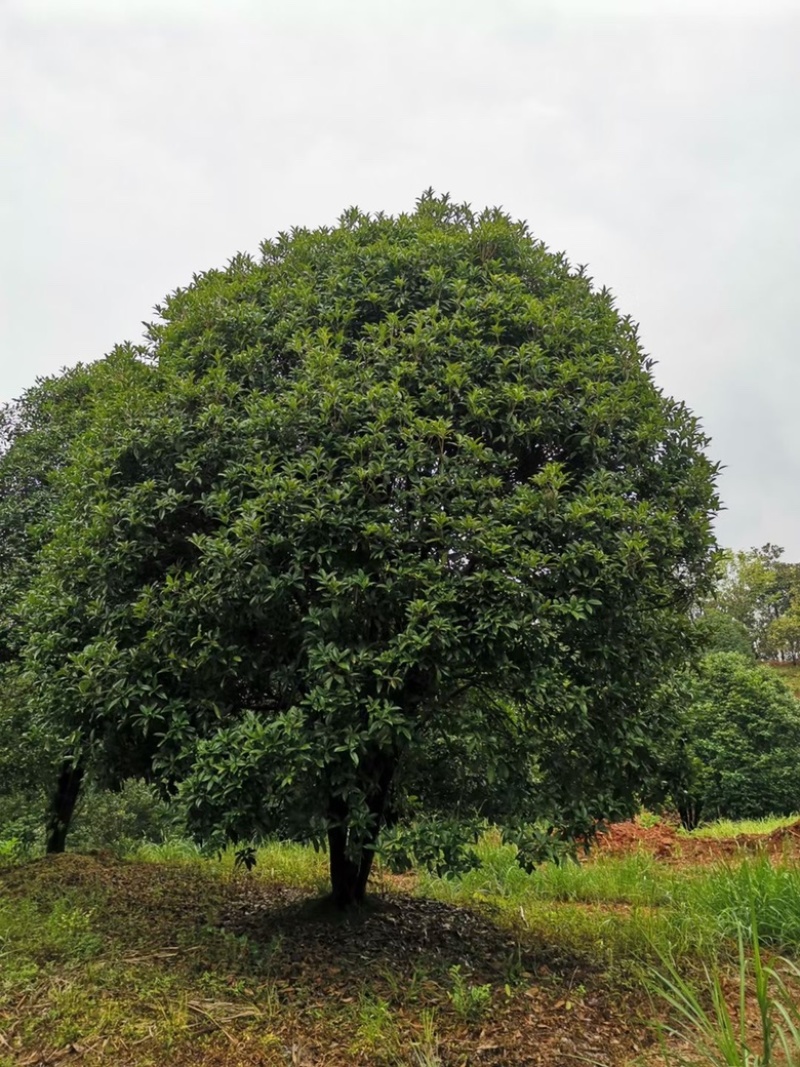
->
{"left": 3, "top": 1, "right": 799, "bottom": 553}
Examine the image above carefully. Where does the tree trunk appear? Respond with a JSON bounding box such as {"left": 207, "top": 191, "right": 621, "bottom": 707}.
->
{"left": 45, "top": 761, "right": 84, "bottom": 854}
{"left": 327, "top": 823, "right": 377, "bottom": 909}
{"left": 327, "top": 757, "right": 395, "bottom": 908}
{"left": 677, "top": 795, "right": 701, "bottom": 833}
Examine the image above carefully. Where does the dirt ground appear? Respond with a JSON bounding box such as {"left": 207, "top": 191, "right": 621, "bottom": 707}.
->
{"left": 595, "top": 817, "right": 800, "bottom": 864}
{"left": 0, "top": 854, "right": 658, "bottom": 1067}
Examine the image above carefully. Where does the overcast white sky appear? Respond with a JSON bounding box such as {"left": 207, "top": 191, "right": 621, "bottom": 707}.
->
{"left": 3, "top": 0, "right": 799, "bottom": 554}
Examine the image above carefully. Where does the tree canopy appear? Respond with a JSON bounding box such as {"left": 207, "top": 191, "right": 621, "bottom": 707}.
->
{"left": 20, "top": 193, "right": 720, "bottom": 904}
{"left": 0, "top": 351, "right": 155, "bottom": 849}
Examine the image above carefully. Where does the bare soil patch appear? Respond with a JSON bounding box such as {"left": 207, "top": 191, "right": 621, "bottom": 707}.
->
{"left": 595, "top": 818, "right": 800, "bottom": 866}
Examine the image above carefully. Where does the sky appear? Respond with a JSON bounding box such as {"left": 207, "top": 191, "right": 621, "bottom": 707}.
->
{"left": 3, "top": 0, "right": 799, "bottom": 555}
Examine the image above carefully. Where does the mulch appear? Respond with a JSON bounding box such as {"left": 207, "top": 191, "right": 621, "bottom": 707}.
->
{"left": 212, "top": 879, "right": 656, "bottom": 1066}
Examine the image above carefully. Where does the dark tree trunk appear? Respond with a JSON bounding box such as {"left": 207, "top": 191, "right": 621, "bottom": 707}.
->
{"left": 677, "top": 796, "right": 701, "bottom": 833}
{"left": 327, "top": 756, "right": 395, "bottom": 909}
{"left": 46, "top": 761, "right": 84, "bottom": 854}
{"left": 327, "top": 823, "right": 376, "bottom": 909}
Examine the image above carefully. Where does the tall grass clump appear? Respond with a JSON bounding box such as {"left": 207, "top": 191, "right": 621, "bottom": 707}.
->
{"left": 250, "top": 840, "right": 330, "bottom": 889}
{"left": 129, "top": 839, "right": 208, "bottom": 864}
{"left": 652, "top": 915, "right": 800, "bottom": 1066}
{"left": 417, "top": 837, "right": 800, "bottom": 972}
{"left": 416, "top": 835, "right": 722, "bottom": 971}
{"left": 420, "top": 835, "right": 679, "bottom": 908}
{"left": 687, "top": 858, "right": 800, "bottom": 954}
{"left": 132, "top": 837, "right": 329, "bottom": 890}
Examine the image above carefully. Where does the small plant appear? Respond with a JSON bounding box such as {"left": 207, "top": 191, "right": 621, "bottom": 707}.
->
{"left": 379, "top": 818, "right": 483, "bottom": 878}
{"left": 447, "top": 965, "right": 493, "bottom": 1022}
{"left": 410, "top": 1008, "right": 442, "bottom": 1066}
{"left": 638, "top": 810, "right": 663, "bottom": 830}
{"left": 0, "top": 837, "right": 24, "bottom": 865}
{"left": 351, "top": 995, "right": 397, "bottom": 1056}
{"left": 502, "top": 938, "right": 528, "bottom": 989}
{"left": 501, "top": 821, "right": 578, "bottom": 872}
{"left": 234, "top": 844, "right": 258, "bottom": 872}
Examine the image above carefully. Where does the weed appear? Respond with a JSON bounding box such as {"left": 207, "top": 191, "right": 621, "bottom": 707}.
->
{"left": 0, "top": 894, "right": 102, "bottom": 971}
{"left": 421, "top": 843, "right": 675, "bottom": 908}
{"left": 379, "top": 961, "right": 430, "bottom": 1005}
{"left": 447, "top": 965, "right": 492, "bottom": 1022}
{"left": 501, "top": 937, "right": 529, "bottom": 988}
{"left": 688, "top": 858, "right": 800, "bottom": 953}
{"left": 131, "top": 838, "right": 207, "bottom": 863}
{"left": 351, "top": 994, "right": 397, "bottom": 1056}
{"left": 684, "top": 815, "right": 800, "bottom": 840}
{"left": 0, "top": 837, "right": 26, "bottom": 866}
{"left": 638, "top": 810, "right": 665, "bottom": 830}
{"left": 409, "top": 1007, "right": 442, "bottom": 1066}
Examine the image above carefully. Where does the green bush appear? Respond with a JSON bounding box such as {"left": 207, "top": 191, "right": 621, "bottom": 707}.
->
{"left": 379, "top": 817, "right": 483, "bottom": 877}
{"left": 69, "top": 779, "right": 184, "bottom": 854}
{"left": 663, "top": 653, "right": 800, "bottom": 825}
{"left": 0, "top": 791, "right": 46, "bottom": 852}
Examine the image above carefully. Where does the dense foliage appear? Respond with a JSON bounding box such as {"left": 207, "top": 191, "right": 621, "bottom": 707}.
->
{"left": 694, "top": 609, "right": 754, "bottom": 660}
{"left": 655, "top": 653, "right": 800, "bottom": 827}
{"left": 18, "top": 194, "right": 719, "bottom": 903}
{"left": 0, "top": 353, "right": 156, "bottom": 849}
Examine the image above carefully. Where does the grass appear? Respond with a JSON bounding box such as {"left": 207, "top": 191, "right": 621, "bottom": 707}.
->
{"left": 684, "top": 815, "right": 800, "bottom": 839}
{"left": 418, "top": 835, "right": 800, "bottom": 976}
{"left": 651, "top": 920, "right": 800, "bottom": 1066}
{"left": 130, "top": 837, "right": 331, "bottom": 889}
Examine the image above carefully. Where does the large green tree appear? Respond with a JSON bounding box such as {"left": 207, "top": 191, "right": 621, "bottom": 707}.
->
{"left": 22, "top": 194, "right": 719, "bottom": 905}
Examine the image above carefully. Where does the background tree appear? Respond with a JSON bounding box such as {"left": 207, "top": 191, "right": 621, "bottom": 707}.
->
{"left": 21, "top": 194, "right": 720, "bottom": 905}
{"left": 656, "top": 652, "right": 800, "bottom": 826}
{"left": 694, "top": 608, "right": 754, "bottom": 659}
{"left": 765, "top": 609, "right": 800, "bottom": 664}
{"left": 709, "top": 546, "right": 800, "bottom": 659}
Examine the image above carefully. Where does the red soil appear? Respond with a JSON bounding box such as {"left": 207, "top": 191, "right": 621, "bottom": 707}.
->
{"left": 594, "top": 818, "right": 800, "bottom": 865}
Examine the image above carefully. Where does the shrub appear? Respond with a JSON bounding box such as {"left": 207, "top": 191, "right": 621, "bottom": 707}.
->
{"left": 69, "top": 779, "right": 183, "bottom": 854}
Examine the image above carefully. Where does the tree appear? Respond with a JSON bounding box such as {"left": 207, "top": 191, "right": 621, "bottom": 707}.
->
{"left": 659, "top": 653, "right": 800, "bottom": 825}
{"left": 695, "top": 608, "right": 754, "bottom": 659}
{"left": 22, "top": 194, "right": 720, "bottom": 905}
{"left": 710, "top": 546, "right": 800, "bottom": 659}
{"left": 0, "top": 350, "right": 155, "bottom": 851}
{"left": 765, "top": 609, "right": 800, "bottom": 664}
